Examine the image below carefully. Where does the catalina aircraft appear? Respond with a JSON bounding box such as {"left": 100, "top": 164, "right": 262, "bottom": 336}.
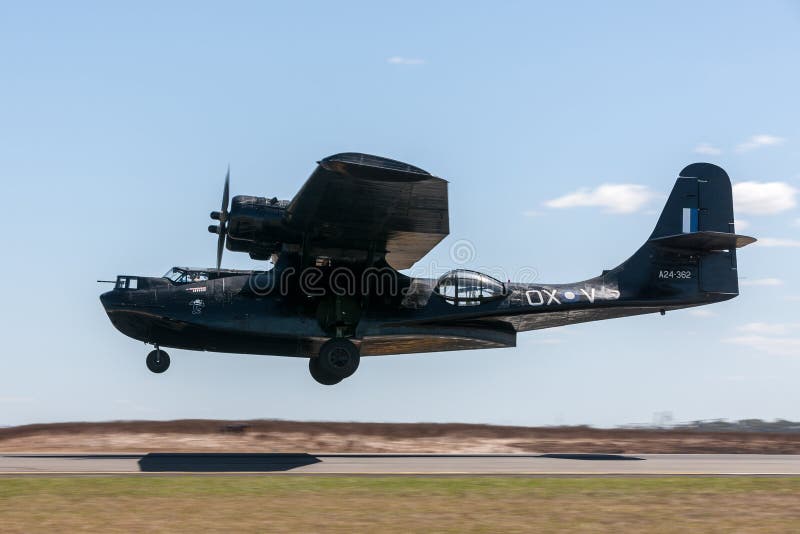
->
{"left": 100, "top": 153, "right": 755, "bottom": 384}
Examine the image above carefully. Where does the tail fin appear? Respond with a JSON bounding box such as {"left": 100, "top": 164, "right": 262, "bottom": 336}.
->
{"left": 615, "top": 163, "right": 755, "bottom": 300}
{"left": 650, "top": 163, "right": 752, "bottom": 242}
{"left": 650, "top": 163, "right": 754, "bottom": 294}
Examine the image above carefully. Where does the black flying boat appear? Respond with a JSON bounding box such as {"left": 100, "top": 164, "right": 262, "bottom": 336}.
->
{"left": 100, "top": 153, "right": 755, "bottom": 385}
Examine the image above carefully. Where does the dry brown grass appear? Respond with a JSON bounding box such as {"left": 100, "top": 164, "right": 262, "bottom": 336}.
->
{"left": 2, "top": 419, "right": 800, "bottom": 454}
{"left": 1, "top": 477, "right": 800, "bottom": 533}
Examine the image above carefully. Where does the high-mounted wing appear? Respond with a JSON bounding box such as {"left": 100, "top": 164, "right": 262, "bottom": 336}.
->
{"left": 284, "top": 153, "right": 449, "bottom": 269}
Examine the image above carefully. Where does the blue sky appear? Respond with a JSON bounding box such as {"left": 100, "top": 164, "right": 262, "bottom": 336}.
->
{"left": 1, "top": 1, "right": 799, "bottom": 427}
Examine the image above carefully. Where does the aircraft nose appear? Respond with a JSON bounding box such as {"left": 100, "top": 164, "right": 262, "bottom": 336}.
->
{"left": 99, "top": 290, "right": 117, "bottom": 310}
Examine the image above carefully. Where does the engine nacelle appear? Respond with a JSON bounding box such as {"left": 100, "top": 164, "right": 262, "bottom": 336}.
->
{"left": 225, "top": 195, "right": 298, "bottom": 255}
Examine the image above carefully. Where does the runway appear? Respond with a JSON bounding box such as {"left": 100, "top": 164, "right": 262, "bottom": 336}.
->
{"left": 3, "top": 453, "right": 800, "bottom": 475}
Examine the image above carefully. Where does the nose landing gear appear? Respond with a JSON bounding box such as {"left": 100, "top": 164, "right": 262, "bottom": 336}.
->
{"left": 146, "top": 348, "right": 170, "bottom": 374}
{"left": 309, "top": 339, "right": 359, "bottom": 385}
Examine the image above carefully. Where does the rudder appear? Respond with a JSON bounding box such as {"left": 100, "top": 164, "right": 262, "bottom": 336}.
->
{"left": 648, "top": 163, "right": 754, "bottom": 294}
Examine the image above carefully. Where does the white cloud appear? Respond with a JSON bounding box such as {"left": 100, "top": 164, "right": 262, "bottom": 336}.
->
{"left": 721, "top": 375, "right": 747, "bottom": 382}
{"left": 740, "top": 277, "right": 783, "bottom": 286}
{"left": 545, "top": 184, "right": 657, "bottom": 214}
{"left": 732, "top": 181, "right": 797, "bottom": 215}
{"left": 694, "top": 143, "right": 722, "bottom": 156}
{"left": 757, "top": 237, "right": 800, "bottom": 248}
{"left": 740, "top": 322, "right": 800, "bottom": 335}
{"left": 734, "top": 219, "right": 750, "bottom": 231}
{"left": 736, "top": 134, "right": 786, "bottom": 152}
{"left": 726, "top": 335, "right": 800, "bottom": 356}
{"left": 688, "top": 309, "right": 716, "bottom": 317}
{"left": 0, "top": 396, "right": 34, "bottom": 404}
{"left": 387, "top": 56, "right": 425, "bottom": 65}
{"left": 726, "top": 323, "right": 800, "bottom": 356}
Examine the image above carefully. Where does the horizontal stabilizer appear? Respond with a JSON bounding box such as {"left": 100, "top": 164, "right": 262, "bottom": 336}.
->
{"left": 648, "top": 231, "right": 756, "bottom": 251}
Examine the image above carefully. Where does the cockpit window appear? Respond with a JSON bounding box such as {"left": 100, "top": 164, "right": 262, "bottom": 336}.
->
{"left": 190, "top": 272, "right": 209, "bottom": 282}
{"left": 163, "top": 268, "right": 209, "bottom": 284}
{"left": 433, "top": 270, "right": 506, "bottom": 306}
{"left": 164, "top": 268, "right": 186, "bottom": 282}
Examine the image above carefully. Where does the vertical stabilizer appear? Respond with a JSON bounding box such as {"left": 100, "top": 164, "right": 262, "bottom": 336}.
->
{"left": 646, "top": 163, "right": 753, "bottom": 295}
{"left": 613, "top": 163, "right": 755, "bottom": 302}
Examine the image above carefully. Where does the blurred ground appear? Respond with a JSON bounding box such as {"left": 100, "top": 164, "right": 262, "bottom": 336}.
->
{"left": 3, "top": 420, "right": 800, "bottom": 453}
{"left": 1, "top": 477, "right": 799, "bottom": 532}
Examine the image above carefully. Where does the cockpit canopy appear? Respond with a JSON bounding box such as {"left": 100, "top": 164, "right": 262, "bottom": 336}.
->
{"left": 162, "top": 266, "right": 253, "bottom": 284}
{"left": 163, "top": 268, "right": 210, "bottom": 284}
{"left": 433, "top": 270, "right": 507, "bottom": 306}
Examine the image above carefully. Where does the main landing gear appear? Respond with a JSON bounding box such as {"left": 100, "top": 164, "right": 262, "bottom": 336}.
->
{"left": 309, "top": 339, "right": 360, "bottom": 385}
{"left": 146, "top": 348, "right": 170, "bottom": 374}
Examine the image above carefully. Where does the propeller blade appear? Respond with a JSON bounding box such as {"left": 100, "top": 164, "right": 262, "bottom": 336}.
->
{"left": 221, "top": 165, "right": 230, "bottom": 221}
{"left": 216, "top": 222, "right": 226, "bottom": 272}
{"left": 215, "top": 166, "right": 230, "bottom": 272}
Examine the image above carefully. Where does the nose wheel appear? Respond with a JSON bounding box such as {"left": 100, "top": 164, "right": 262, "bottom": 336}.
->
{"left": 146, "top": 348, "right": 170, "bottom": 374}
{"left": 309, "top": 339, "right": 359, "bottom": 385}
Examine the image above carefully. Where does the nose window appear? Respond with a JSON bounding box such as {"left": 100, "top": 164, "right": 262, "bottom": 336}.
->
{"left": 433, "top": 270, "right": 506, "bottom": 306}
{"left": 115, "top": 276, "right": 138, "bottom": 289}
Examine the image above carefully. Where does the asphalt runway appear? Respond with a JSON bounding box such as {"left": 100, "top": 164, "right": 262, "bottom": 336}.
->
{"left": 2, "top": 453, "right": 800, "bottom": 475}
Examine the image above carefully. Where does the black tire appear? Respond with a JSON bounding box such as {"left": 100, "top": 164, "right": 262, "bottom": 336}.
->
{"left": 317, "top": 339, "right": 360, "bottom": 379}
{"left": 146, "top": 349, "right": 170, "bottom": 374}
{"left": 308, "top": 358, "right": 342, "bottom": 386}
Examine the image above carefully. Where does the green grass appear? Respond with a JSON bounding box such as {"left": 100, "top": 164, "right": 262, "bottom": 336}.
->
{"left": 2, "top": 477, "right": 800, "bottom": 532}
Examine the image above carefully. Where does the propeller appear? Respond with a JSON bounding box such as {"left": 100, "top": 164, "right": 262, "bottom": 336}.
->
{"left": 207, "top": 166, "right": 230, "bottom": 272}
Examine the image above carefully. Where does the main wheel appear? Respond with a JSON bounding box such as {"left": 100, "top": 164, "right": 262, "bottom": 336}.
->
{"left": 146, "top": 349, "right": 170, "bottom": 373}
{"left": 317, "top": 339, "right": 360, "bottom": 379}
{"left": 309, "top": 358, "right": 342, "bottom": 386}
